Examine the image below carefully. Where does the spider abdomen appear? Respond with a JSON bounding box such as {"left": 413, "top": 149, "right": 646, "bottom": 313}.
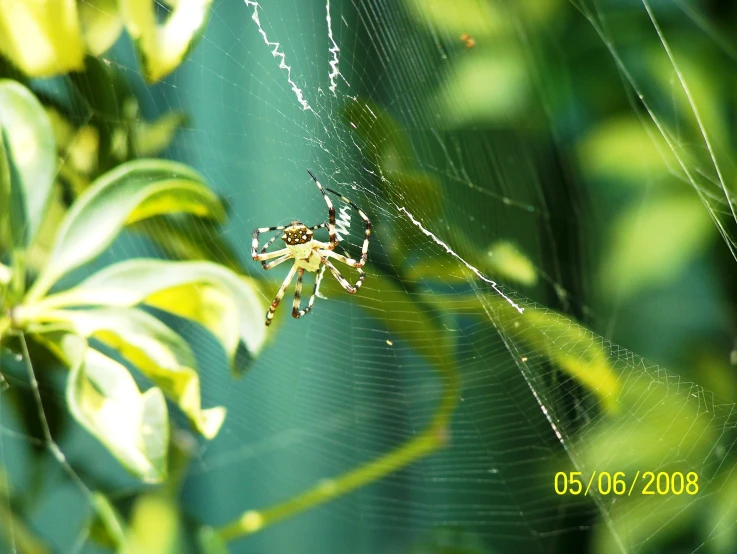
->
{"left": 291, "top": 245, "right": 322, "bottom": 272}
{"left": 282, "top": 223, "right": 313, "bottom": 245}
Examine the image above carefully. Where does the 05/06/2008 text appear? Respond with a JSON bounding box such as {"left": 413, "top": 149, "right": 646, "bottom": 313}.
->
{"left": 554, "top": 470, "right": 698, "bottom": 496}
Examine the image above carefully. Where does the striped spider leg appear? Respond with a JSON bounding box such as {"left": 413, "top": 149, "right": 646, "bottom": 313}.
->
{"left": 252, "top": 171, "right": 372, "bottom": 326}
{"left": 307, "top": 169, "right": 337, "bottom": 250}
{"left": 319, "top": 250, "right": 366, "bottom": 293}
{"left": 325, "top": 187, "right": 372, "bottom": 267}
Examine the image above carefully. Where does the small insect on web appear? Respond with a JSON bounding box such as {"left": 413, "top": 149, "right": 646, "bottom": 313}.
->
{"left": 251, "top": 170, "right": 372, "bottom": 326}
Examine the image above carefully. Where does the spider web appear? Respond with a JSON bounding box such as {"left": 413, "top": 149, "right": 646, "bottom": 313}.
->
{"left": 3, "top": 0, "right": 737, "bottom": 553}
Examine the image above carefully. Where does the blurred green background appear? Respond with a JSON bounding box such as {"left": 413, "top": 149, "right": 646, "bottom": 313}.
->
{"left": 2, "top": 0, "right": 737, "bottom": 553}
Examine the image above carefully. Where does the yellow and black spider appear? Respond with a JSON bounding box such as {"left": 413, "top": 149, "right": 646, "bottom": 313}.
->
{"left": 251, "top": 170, "right": 371, "bottom": 326}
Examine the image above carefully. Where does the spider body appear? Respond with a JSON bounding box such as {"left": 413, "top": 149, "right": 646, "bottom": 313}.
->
{"left": 282, "top": 221, "right": 312, "bottom": 246}
{"left": 281, "top": 221, "right": 322, "bottom": 271}
{"left": 251, "top": 171, "right": 371, "bottom": 325}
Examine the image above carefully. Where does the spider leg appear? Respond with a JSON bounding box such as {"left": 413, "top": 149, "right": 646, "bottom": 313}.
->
{"left": 252, "top": 225, "right": 288, "bottom": 261}
{"left": 262, "top": 252, "right": 293, "bottom": 270}
{"left": 258, "top": 234, "right": 291, "bottom": 269}
{"left": 325, "top": 187, "right": 371, "bottom": 267}
{"left": 292, "top": 265, "right": 326, "bottom": 319}
{"left": 319, "top": 254, "right": 365, "bottom": 294}
{"left": 307, "top": 170, "right": 337, "bottom": 250}
{"left": 266, "top": 264, "right": 298, "bottom": 326}
{"left": 323, "top": 249, "right": 361, "bottom": 268}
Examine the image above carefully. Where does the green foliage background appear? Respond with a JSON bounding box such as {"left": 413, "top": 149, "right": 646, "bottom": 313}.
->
{"left": 2, "top": 1, "right": 737, "bottom": 553}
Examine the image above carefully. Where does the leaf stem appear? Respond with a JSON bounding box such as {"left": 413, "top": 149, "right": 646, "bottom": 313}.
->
{"left": 216, "top": 367, "right": 459, "bottom": 543}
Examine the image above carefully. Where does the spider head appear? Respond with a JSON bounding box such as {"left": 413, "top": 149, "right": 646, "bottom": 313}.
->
{"left": 282, "top": 221, "right": 313, "bottom": 245}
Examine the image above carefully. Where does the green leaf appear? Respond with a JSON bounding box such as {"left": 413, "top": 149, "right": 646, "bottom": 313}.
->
{"left": 406, "top": 240, "right": 538, "bottom": 288}
{"left": 28, "top": 159, "right": 225, "bottom": 300}
{"left": 0, "top": 2, "right": 85, "bottom": 76}
{"left": 0, "top": 81, "right": 56, "bottom": 247}
{"left": 69, "top": 56, "right": 122, "bottom": 173}
{"left": 404, "top": 0, "right": 509, "bottom": 38}
{"left": 342, "top": 101, "right": 443, "bottom": 217}
{"left": 45, "top": 106, "right": 99, "bottom": 177}
{"left": 88, "top": 492, "right": 126, "bottom": 549}
{"left": 0, "top": 124, "right": 10, "bottom": 249}
{"left": 79, "top": 0, "right": 124, "bottom": 56}
{"left": 580, "top": 379, "right": 716, "bottom": 554}
{"left": 121, "top": 494, "right": 180, "bottom": 554}
{"left": 577, "top": 116, "right": 676, "bottom": 185}
{"left": 0, "top": 501, "right": 51, "bottom": 554}
{"left": 600, "top": 192, "right": 714, "bottom": 299}
{"left": 120, "top": 0, "right": 213, "bottom": 83}
{"left": 133, "top": 110, "right": 188, "bottom": 157}
{"left": 431, "top": 49, "right": 529, "bottom": 127}
{"left": 43, "top": 258, "right": 267, "bottom": 362}
{"left": 706, "top": 469, "right": 737, "bottom": 554}
{"left": 485, "top": 241, "right": 537, "bottom": 287}
{"left": 427, "top": 293, "right": 619, "bottom": 413}
{"left": 0, "top": 263, "right": 10, "bottom": 286}
{"left": 56, "top": 307, "right": 225, "bottom": 438}
{"left": 519, "top": 306, "right": 619, "bottom": 413}
{"left": 60, "top": 333, "right": 169, "bottom": 482}
{"left": 132, "top": 214, "right": 244, "bottom": 273}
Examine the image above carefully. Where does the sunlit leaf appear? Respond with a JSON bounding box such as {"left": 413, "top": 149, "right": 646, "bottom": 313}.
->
{"left": 121, "top": 494, "right": 180, "bottom": 554}
{"left": 600, "top": 192, "right": 713, "bottom": 299}
{"left": 133, "top": 110, "right": 188, "bottom": 157}
{"left": 0, "top": 0, "right": 85, "bottom": 76}
{"left": 60, "top": 333, "right": 169, "bottom": 483}
{"left": 28, "top": 159, "right": 225, "bottom": 300}
{"left": 0, "top": 263, "right": 10, "bottom": 286}
{"left": 57, "top": 307, "right": 225, "bottom": 438}
{"left": 0, "top": 124, "right": 10, "bottom": 249}
{"left": 404, "top": 0, "right": 508, "bottom": 38}
{"left": 45, "top": 107, "right": 99, "bottom": 177}
{"left": 431, "top": 49, "right": 529, "bottom": 127}
{"left": 577, "top": 116, "right": 676, "bottom": 185}
{"left": 649, "top": 48, "right": 727, "bottom": 149}
{"left": 427, "top": 293, "right": 619, "bottom": 412}
{"left": 120, "top": 0, "right": 212, "bottom": 83}
{"left": 593, "top": 493, "right": 697, "bottom": 554}
{"left": 509, "top": 302, "right": 619, "bottom": 413}
{"left": 405, "top": 237, "right": 536, "bottom": 288}
{"left": 44, "top": 258, "right": 267, "bottom": 361}
{"left": 582, "top": 379, "right": 716, "bottom": 554}
{"left": 25, "top": 186, "right": 66, "bottom": 274}
{"left": 79, "top": 0, "right": 124, "bottom": 56}
{"left": 485, "top": 241, "right": 537, "bottom": 286}
{"left": 706, "top": 469, "right": 737, "bottom": 554}
{"left": 0, "top": 81, "right": 56, "bottom": 247}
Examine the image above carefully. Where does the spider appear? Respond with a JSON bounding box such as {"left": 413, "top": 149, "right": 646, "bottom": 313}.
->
{"left": 251, "top": 170, "right": 371, "bottom": 326}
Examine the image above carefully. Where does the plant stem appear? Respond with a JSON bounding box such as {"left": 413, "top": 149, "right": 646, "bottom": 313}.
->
{"left": 216, "top": 369, "right": 459, "bottom": 543}
{"left": 10, "top": 248, "right": 25, "bottom": 299}
{"left": 0, "top": 315, "right": 9, "bottom": 341}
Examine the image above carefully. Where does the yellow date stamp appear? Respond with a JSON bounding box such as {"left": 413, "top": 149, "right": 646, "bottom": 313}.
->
{"left": 554, "top": 471, "right": 698, "bottom": 496}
